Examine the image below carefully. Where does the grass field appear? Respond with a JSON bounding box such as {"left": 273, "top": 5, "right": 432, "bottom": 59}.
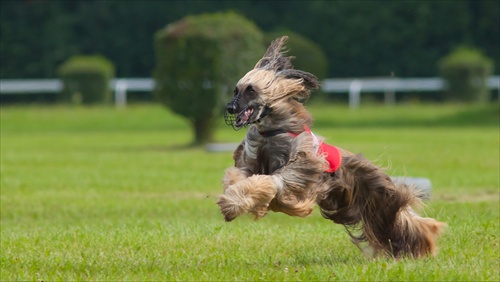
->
{"left": 1, "top": 102, "right": 498, "bottom": 281}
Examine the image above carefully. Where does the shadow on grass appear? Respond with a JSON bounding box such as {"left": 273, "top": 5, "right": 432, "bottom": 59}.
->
{"left": 313, "top": 104, "right": 499, "bottom": 128}
{"left": 111, "top": 143, "right": 204, "bottom": 153}
{"left": 433, "top": 104, "right": 499, "bottom": 127}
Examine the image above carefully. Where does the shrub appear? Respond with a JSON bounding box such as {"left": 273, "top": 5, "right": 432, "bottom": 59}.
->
{"left": 153, "top": 12, "right": 264, "bottom": 145}
{"left": 58, "top": 55, "right": 115, "bottom": 105}
{"left": 439, "top": 47, "right": 493, "bottom": 103}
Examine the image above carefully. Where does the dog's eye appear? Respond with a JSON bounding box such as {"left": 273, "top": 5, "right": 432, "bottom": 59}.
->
{"left": 233, "top": 87, "right": 238, "bottom": 97}
{"left": 247, "top": 86, "right": 255, "bottom": 94}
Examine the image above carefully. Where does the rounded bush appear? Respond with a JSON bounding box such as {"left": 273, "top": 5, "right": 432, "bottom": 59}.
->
{"left": 439, "top": 47, "right": 493, "bottom": 103}
{"left": 153, "top": 12, "right": 264, "bottom": 145}
{"left": 58, "top": 55, "right": 115, "bottom": 105}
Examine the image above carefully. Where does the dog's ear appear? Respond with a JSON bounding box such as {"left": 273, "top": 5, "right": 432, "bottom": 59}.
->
{"left": 255, "top": 36, "right": 319, "bottom": 91}
{"left": 279, "top": 69, "right": 319, "bottom": 91}
{"left": 254, "top": 36, "right": 294, "bottom": 71}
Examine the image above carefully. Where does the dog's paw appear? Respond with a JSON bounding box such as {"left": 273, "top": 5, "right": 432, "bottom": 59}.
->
{"left": 216, "top": 195, "right": 234, "bottom": 221}
{"left": 217, "top": 195, "right": 238, "bottom": 222}
{"left": 217, "top": 175, "right": 279, "bottom": 221}
{"left": 217, "top": 195, "right": 269, "bottom": 221}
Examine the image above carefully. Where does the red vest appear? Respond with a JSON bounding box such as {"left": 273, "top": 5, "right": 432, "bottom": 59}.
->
{"left": 290, "top": 126, "right": 342, "bottom": 173}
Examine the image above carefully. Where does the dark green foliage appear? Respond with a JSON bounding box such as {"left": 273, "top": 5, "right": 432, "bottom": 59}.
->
{"left": 439, "top": 47, "right": 493, "bottom": 103}
{"left": 265, "top": 30, "right": 328, "bottom": 80}
{"left": 58, "top": 55, "right": 114, "bottom": 105}
{"left": 153, "top": 12, "right": 263, "bottom": 145}
{"left": 1, "top": 1, "right": 498, "bottom": 80}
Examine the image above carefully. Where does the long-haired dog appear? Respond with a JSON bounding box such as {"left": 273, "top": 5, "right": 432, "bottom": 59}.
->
{"left": 217, "top": 36, "right": 445, "bottom": 258}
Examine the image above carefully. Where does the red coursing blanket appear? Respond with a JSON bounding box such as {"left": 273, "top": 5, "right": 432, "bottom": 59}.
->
{"left": 290, "top": 126, "right": 342, "bottom": 173}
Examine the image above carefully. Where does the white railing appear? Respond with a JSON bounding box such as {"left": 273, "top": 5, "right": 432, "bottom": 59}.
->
{"left": 1, "top": 76, "right": 499, "bottom": 108}
{"left": 0, "top": 79, "right": 63, "bottom": 93}
{"left": 111, "top": 78, "right": 154, "bottom": 107}
{"left": 323, "top": 76, "right": 500, "bottom": 108}
{"left": 0, "top": 78, "right": 154, "bottom": 107}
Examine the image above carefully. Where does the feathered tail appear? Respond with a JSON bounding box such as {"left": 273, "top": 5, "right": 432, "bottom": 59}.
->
{"left": 317, "top": 154, "right": 446, "bottom": 258}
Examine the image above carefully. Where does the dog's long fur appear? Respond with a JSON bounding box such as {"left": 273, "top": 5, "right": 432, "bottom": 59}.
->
{"left": 217, "top": 36, "right": 446, "bottom": 258}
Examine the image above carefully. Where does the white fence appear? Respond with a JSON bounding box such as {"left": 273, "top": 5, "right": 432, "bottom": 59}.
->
{"left": 323, "top": 76, "right": 499, "bottom": 108}
{"left": 0, "top": 78, "right": 153, "bottom": 107}
{"left": 1, "top": 76, "right": 499, "bottom": 108}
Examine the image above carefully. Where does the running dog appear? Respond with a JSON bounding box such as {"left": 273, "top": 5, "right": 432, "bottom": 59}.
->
{"left": 217, "top": 36, "right": 445, "bottom": 258}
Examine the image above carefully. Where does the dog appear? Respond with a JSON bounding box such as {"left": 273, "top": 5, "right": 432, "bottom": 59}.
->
{"left": 217, "top": 36, "right": 445, "bottom": 258}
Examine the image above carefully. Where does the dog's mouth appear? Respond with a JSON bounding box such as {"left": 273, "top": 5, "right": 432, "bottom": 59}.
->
{"left": 224, "top": 105, "right": 270, "bottom": 130}
{"left": 236, "top": 107, "right": 255, "bottom": 127}
{"left": 224, "top": 106, "right": 254, "bottom": 130}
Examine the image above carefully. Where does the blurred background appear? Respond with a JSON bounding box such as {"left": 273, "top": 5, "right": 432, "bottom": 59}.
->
{"left": 1, "top": 0, "right": 498, "bottom": 103}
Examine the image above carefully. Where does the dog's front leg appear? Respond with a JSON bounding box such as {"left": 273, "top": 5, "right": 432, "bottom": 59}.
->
{"left": 222, "top": 167, "right": 249, "bottom": 192}
{"left": 217, "top": 174, "right": 281, "bottom": 221}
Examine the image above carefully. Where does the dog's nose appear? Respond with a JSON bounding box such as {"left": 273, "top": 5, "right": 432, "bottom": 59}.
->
{"left": 226, "top": 103, "right": 237, "bottom": 114}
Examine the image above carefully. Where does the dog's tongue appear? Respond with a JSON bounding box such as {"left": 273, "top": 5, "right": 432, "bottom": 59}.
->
{"left": 237, "top": 108, "right": 254, "bottom": 126}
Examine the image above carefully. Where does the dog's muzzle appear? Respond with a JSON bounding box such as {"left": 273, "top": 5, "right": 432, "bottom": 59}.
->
{"left": 224, "top": 99, "right": 272, "bottom": 131}
{"left": 224, "top": 106, "right": 272, "bottom": 131}
{"left": 224, "top": 110, "right": 240, "bottom": 130}
{"left": 224, "top": 98, "right": 241, "bottom": 130}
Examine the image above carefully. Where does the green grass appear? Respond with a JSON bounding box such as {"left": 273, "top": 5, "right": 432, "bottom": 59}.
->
{"left": 1, "top": 103, "right": 499, "bottom": 281}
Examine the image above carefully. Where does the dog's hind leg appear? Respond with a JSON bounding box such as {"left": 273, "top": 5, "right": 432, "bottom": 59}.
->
{"left": 317, "top": 154, "right": 446, "bottom": 258}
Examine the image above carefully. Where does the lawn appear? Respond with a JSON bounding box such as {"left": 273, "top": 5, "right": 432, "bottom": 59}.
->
{"left": 1, "top": 102, "right": 498, "bottom": 281}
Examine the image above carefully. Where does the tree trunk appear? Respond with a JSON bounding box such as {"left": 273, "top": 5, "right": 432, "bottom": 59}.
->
{"left": 192, "top": 117, "right": 214, "bottom": 146}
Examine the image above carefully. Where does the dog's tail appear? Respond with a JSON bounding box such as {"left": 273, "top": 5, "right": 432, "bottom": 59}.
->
{"left": 317, "top": 154, "right": 446, "bottom": 258}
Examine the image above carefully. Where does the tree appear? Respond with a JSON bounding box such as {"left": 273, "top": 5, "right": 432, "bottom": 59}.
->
{"left": 153, "top": 12, "right": 264, "bottom": 145}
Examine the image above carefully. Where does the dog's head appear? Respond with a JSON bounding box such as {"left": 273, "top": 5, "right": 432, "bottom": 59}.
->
{"left": 224, "top": 36, "right": 319, "bottom": 130}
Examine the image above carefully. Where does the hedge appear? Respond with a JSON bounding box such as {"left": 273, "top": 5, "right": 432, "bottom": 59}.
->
{"left": 58, "top": 55, "right": 114, "bottom": 105}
